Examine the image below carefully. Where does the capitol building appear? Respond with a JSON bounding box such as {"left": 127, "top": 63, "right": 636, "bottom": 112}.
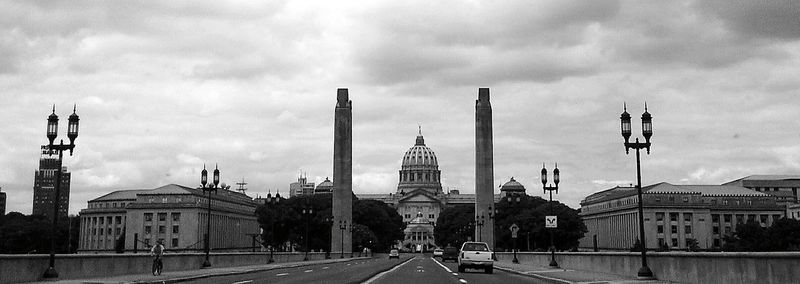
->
{"left": 358, "top": 131, "right": 502, "bottom": 252}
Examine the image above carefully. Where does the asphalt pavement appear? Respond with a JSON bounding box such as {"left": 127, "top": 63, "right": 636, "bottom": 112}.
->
{"left": 365, "top": 255, "right": 547, "bottom": 284}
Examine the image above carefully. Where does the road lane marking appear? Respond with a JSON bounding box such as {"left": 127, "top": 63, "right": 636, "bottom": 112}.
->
{"left": 459, "top": 279, "right": 468, "bottom": 283}
{"left": 304, "top": 269, "right": 313, "bottom": 273}
{"left": 232, "top": 281, "right": 253, "bottom": 284}
{"left": 322, "top": 267, "right": 329, "bottom": 269}
{"left": 276, "top": 273, "right": 289, "bottom": 276}
{"left": 362, "top": 257, "right": 416, "bottom": 284}
{"left": 431, "top": 257, "right": 453, "bottom": 273}
{"left": 452, "top": 273, "right": 458, "bottom": 276}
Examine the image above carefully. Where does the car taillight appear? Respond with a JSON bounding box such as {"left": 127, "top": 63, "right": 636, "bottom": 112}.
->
{"left": 491, "top": 252, "right": 495, "bottom": 260}
{"left": 461, "top": 252, "right": 464, "bottom": 258}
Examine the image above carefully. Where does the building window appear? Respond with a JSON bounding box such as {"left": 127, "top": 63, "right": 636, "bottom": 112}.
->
{"left": 747, "top": 214, "right": 756, "bottom": 222}
{"left": 172, "top": 213, "right": 181, "bottom": 222}
{"left": 145, "top": 226, "right": 152, "bottom": 234}
{"left": 115, "top": 216, "right": 122, "bottom": 224}
{"left": 116, "top": 228, "right": 121, "bottom": 235}
{"left": 685, "top": 225, "right": 692, "bottom": 234}
{"left": 713, "top": 239, "right": 720, "bottom": 247}
{"left": 158, "top": 213, "right": 167, "bottom": 221}
{"left": 92, "top": 228, "right": 97, "bottom": 235}
{"left": 670, "top": 213, "right": 678, "bottom": 222}
{"left": 655, "top": 197, "right": 661, "bottom": 203}
{"left": 657, "top": 225, "right": 663, "bottom": 233}
{"left": 760, "top": 215, "right": 768, "bottom": 225}
{"left": 429, "top": 214, "right": 435, "bottom": 219}
{"left": 145, "top": 213, "right": 153, "bottom": 221}
{"left": 773, "top": 214, "right": 781, "bottom": 222}
{"left": 159, "top": 226, "right": 166, "bottom": 234}
{"left": 724, "top": 214, "right": 731, "bottom": 223}
{"left": 671, "top": 226, "right": 677, "bottom": 234}
{"left": 172, "top": 238, "right": 179, "bottom": 248}
{"left": 107, "top": 228, "right": 112, "bottom": 235}
{"left": 668, "top": 196, "right": 675, "bottom": 202}
{"left": 100, "top": 217, "right": 104, "bottom": 225}
{"left": 684, "top": 213, "right": 692, "bottom": 223}
{"left": 671, "top": 238, "right": 678, "bottom": 247}
{"left": 173, "top": 225, "right": 179, "bottom": 234}
{"left": 736, "top": 214, "right": 744, "bottom": 224}
{"left": 713, "top": 225, "right": 719, "bottom": 234}
{"left": 656, "top": 212, "right": 664, "bottom": 222}
{"left": 682, "top": 197, "right": 689, "bottom": 203}
{"left": 724, "top": 226, "right": 731, "bottom": 235}
{"left": 100, "top": 229, "right": 104, "bottom": 235}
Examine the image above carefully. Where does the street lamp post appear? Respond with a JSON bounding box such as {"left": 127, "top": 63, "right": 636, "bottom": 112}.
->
{"left": 265, "top": 192, "right": 281, "bottom": 263}
{"left": 199, "top": 164, "right": 220, "bottom": 268}
{"left": 302, "top": 201, "right": 314, "bottom": 261}
{"left": 338, "top": 220, "right": 347, "bottom": 258}
{"left": 348, "top": 225, "right": 354, "bottom": 258}
{"left": 620, "top": 103, "right": 655, "bottom": 279}
{"left": 474, "top": 215, "right": 485, "bottom": 242}
{"left": 42, "top": 105, "right": 80, "bottom": 279}
{"left": 541, "top": 163, "right": 560, "bottom": 268}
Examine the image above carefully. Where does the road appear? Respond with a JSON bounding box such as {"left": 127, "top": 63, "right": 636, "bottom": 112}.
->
{"left": 367, "top": 255, "right": 545, "bottom": 284}
{"left": 190, "top": 256, "right": 412, "bottom": 284}
{"left": 191, "top": 255, "right": 544, "bottom": 284}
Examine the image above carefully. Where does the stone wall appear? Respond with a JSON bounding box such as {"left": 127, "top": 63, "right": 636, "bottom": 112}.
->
{"left": 495, "top": 251, "right": 800, "bottom": 284}
{"left": 0, "top": 252, "right": 327, "bottom": 284}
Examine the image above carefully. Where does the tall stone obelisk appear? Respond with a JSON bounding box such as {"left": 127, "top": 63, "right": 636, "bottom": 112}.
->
{"left": 331, "top": 88, "right": 353, "bottom": 257}
{"left": 475, "top": 88, "right": 495, "bottom": 249}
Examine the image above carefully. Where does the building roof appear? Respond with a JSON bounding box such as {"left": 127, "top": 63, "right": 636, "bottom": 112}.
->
{"left": 582, "top": 182, "right": 768, "bottom": 205}
{"left": 401, "top": 134, "right": 439, "bottom": 168}
{"left": 91, "top": 189, "right": 152, "bottom": 202}
{"left": 500, "top": 177, "right": 525, "bottom": 193}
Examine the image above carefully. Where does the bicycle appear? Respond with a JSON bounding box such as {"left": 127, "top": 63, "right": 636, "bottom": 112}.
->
{"left": 152, "top": 256, "right": 163, "bottom": 276}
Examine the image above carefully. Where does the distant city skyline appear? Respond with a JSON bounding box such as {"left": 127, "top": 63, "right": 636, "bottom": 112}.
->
{"left": 1, "top": 1, "right": 799, "bottom": 215}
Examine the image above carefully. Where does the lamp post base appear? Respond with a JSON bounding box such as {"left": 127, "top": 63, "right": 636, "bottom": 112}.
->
{"left": 637, "top": 266, "right": 655, "bottom": 279}
{"left": 549, "top": 251, "right": 559, "bottom": 268}
{"left": 43, "top": 267, "right": 59, "bottom": 278}
{"left": 202, "top": 260, "right": 212, "bottom": 268}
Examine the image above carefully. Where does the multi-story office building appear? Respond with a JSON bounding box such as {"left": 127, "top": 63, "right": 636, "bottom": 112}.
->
{"left": 580, "top": 182, "right": 784, "bottom": 251}
{"left": 78, "top": 184, "right": 259, "bottom": 253}
{"left": 289, "top": 175, "right": 315, "bottom": 197}
{"left": 32, "top": 145, "right": 71, "bottom": 219}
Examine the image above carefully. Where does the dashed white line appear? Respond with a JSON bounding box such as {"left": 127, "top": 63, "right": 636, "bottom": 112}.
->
{"left": 304, "top": 269, "right": 313, "bottom": 273}
{"left": 362, "top": 257, "right": 416, "bottom": 284}
{"left": 322, "top": 266, "right": 329, "bottom": 269}
{"left": 232, "top": 281, "right": 253, "bottom": 284}
{"left": 459, "top": 279, "right": 468, "bottom": 283}
{"left": 276, "top": 273, "right": 289, "bottom": 276}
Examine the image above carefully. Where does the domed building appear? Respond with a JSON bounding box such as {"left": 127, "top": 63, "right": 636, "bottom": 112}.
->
{"left": 358, "top": 129, "right": 502, "bottom": 252}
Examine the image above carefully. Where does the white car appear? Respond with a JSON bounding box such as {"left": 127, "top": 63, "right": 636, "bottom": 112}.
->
{"left": 433, "top": 248, "right": 444, "bottom": 258}
{"left": 457, "top": 242, "right": 494, "bottom": 274}
{"left": 389, "top": 249, "right": 400, "bottom": 259}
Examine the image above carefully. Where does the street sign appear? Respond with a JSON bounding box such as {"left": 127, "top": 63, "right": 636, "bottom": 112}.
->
{"left": 546, "top": 216, "right": 557, "bottom": 228}
{"left": 510, "top": 223, "right": 519, "bottom": 238}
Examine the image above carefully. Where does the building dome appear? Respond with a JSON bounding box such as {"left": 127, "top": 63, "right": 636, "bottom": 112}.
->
{"left": 500, "top": 177, "right": 526, "bottom": 194}
{"left": 314, "top": 177, "right": 333, "bottom": 193}
{"left": 401, "top": 134, "right": 439, "bottom": 168}
{"left": 397, "top": 130, "right": 443, "bottom": 194}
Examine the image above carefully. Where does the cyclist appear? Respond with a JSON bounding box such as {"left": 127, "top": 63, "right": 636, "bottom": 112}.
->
{"left": 150, "top": 240, "right": 165, "bottom": 275}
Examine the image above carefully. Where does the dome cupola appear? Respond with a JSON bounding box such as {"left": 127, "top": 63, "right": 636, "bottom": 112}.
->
{"left": 397, "top": 127, "right": 443, "bottom": 194}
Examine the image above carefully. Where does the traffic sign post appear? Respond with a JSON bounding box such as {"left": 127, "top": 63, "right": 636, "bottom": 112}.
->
{"left": 546, "top": 216, "right": 558, "bottom": 228}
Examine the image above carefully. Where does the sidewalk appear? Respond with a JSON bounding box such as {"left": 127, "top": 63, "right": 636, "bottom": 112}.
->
{"left": 493, "top": 261, "right": 676, "bottom": 284}
{"left": 34, "top": 257, "right": 369, "bottom": 284}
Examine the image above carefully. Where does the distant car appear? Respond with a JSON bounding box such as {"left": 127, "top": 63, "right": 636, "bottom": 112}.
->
{"left": 458, "top": 242, "right": 494, "bottom": 274}
{"left": 433, "top": 248, "right": 444, "bottom": 258}
{"left": 389, "top": 249, "right": 400, "bottom": 259}
{"left": 442, "top": 246, "right": 459, "bottom": 262}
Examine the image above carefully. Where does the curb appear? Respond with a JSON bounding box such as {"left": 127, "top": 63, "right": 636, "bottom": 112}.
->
{"left": 132, "top": 257, "right": 371, "bottom": 284}
{"left": 493, "top": 265, "right": 574, "bottom": 284}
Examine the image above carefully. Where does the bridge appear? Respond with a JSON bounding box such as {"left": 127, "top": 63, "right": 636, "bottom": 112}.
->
{"left": 2, "top": 251, "right": 798, "bottom": 283}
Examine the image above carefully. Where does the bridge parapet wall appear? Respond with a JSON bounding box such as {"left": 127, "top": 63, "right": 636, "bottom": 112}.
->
{"left": 0, "top": 252, "right": 327, "bottom": 284}
{"left": 495, "top": 251, "right": 800, "bottom": 284}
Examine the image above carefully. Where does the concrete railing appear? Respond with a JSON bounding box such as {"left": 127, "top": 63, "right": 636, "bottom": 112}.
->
{"left": 495, "top": 251, "right": 800, "bottom": 284}
{"left": 0, "top": 251, "right": 330, "bottom": 284}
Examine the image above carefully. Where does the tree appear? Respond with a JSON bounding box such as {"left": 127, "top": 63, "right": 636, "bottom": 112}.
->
{"left": 434, "top": 205, "right": 474, "bottom": 248}
{"left": 0, "top": 212, "right": 76, "bottom": 254}
{"left": 723, "top": 221, "right": 766, "bottom": 251}
{"left": 493, "top": 195, "right": 587, "bottom": 251}
{"left": 724, "top": 218, "right": 800, "bottom": 252}
{"left": 352, "top": 199, "right": 404, "bottom": 252}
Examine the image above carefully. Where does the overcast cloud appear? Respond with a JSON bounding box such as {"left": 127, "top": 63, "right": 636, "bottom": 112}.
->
{"left": 1, "top": 0, "right": 799, "bottom": 215}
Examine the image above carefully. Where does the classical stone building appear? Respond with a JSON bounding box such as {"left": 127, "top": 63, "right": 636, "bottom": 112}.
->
{"left": 78, "top": 184, "right": 259, "bottom": 253}
{"left": 579, "top": 182, "right": 784, "bottom": 251}
{"left": 358, "top": 131, "right": 501, "bottom": 251}
{"left": 723, "top": 175, "right": 800, "bottom": 205}
{"left": 32, "top": 145, "right": 71, "bottom": 219}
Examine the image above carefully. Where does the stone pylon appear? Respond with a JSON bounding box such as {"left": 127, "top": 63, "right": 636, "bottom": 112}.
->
{"left": 475, "top": 88, "right": 495, "bottom": 249}
{"left": 331, "top": 88, "right": 353, "bottom": 257}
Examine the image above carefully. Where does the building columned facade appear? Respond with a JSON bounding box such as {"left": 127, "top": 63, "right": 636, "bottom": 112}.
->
{"left": 358, "top": 131, "right": 501, "bottom": 252}
{"left": 580, "top": 182, "right": 784, "bottom": 251}
{"left": 33, "top": 145, "right": 71, "bottom": 219}
{"left": 79, "top": 184, "right": 258, "bottom": 253}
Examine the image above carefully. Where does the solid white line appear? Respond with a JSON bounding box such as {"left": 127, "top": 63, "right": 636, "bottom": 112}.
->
{"left": 276, "top": 273, "right": 289, "bottom": 276}
{"left": 361, "top": 257, "right": 415, "bottom": 284}
{"left": 232, "top": 281, "right": 253, "bottom": 284}
{"left": 431, "top": 257, "right": 453, "bottom": 273}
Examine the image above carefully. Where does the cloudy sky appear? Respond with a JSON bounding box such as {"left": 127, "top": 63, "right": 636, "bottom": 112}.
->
{"left": 1, "top": 0, "right": 799, "bottom": 215}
